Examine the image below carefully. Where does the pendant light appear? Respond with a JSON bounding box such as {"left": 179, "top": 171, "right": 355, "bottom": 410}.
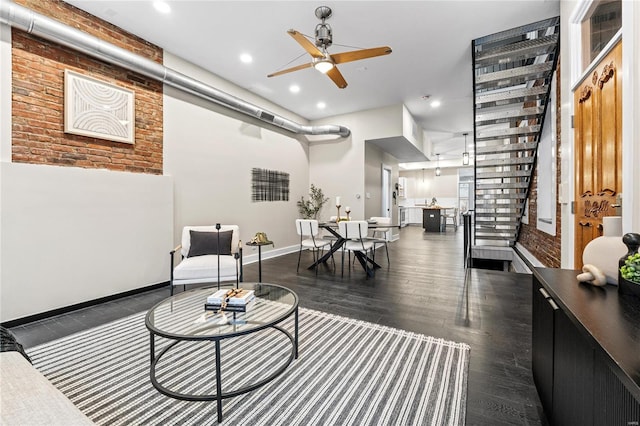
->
{"left": 435, "top": 154, "right": 441, "bottom": 176}
{"left": 462, "top": 133, "right": 470, "bottom": 165}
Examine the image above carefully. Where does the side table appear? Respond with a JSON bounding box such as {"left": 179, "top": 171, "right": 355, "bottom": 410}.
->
{"left": 246, "top": 241, "right": 274, "bottom": 282}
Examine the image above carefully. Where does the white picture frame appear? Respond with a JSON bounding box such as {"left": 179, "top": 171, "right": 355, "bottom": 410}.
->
{"left": 64, "top": 70, "right": 135, "bottom": 144}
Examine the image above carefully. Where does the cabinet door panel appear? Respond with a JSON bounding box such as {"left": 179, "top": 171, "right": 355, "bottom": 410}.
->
{"left": 593, "top": 357, "right": 640, "bottom": 425}
{"left": 532, "top": 282, "right": 556, "bottom": 419}
{"left": 552, "top": 308, "right": 594, "bottom": 426}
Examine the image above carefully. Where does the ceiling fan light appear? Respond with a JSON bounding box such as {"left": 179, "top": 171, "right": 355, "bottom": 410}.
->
{"left": 314, "top": 60, "right": 334, "bottom": 74}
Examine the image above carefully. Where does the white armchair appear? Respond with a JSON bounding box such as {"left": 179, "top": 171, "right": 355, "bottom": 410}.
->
{"left": 170, "top": 225, "right": 242, "bottom": 295}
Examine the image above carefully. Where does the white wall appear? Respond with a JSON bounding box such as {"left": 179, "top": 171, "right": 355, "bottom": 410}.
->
{"left": 163, "top": 53, "right": 312, "bottom": 260}
{"left": 1, "top": 22, "right": 173, "bottom": 322}
{"left": 402, "top": 105, "right": 423, "bottom": 151}
{"left": 0, "top": 163, "right": 173, "bottom": 321}
{"left": 364, "top": 143, "right": 384, "bottom": 218}
{"left": 309, "top": 104, "right": 403, "bottom": 222}
{"left": 399, "top": 167, "right": 458, "bottom": 202}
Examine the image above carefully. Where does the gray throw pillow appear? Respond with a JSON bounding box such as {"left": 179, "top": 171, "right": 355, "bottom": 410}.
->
{"left": 188, "top": 230, "right": 233, "bottom": 257}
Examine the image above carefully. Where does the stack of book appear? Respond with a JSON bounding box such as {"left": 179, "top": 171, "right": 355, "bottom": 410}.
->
{"left": 204, "top": 288, "right": 255, "bottom": 312}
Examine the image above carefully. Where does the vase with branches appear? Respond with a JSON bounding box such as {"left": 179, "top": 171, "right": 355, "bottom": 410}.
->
{"left": 297, "top": 184, "right": 329, "bottom": 219}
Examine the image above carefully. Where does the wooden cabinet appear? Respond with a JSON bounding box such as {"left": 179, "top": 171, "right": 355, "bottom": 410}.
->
{"left": 551, "top": 307, "right": 594, "bottom": 426}
{"left": 531, "top": 283, "right": 556, "bottom": 416}
{"left": 532, "top": 268, "right": 640, "bottom": 425}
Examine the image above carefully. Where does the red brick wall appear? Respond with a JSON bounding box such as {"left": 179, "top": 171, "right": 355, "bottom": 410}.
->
{"left": 517, "top": 62, "right": 562, "bottom": 267}
{"left": 11, "top": 0, "right": 163, "bottom": 174}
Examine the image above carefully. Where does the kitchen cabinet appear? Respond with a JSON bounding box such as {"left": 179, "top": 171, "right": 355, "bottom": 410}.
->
{"left": 532, "top": 268, "right": 640, "bottom": 425}
{"left": 423, "top": 208, "right": 443, "bottom": 232}
{"left": 400, "top": 207, "right": 422, "bottom": 225}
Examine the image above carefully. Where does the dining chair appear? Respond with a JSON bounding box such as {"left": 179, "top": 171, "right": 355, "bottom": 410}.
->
{"left": 338, "top": 220, "right": 375, "bottom": 277}
{"left": 368, "top": 216, "right": 391, "bottom": 265}
{"left": 444, "top": 208, "right": 459, "bottom": 230}
{"left": 296, "top": 219, "right": 334, "bottom": 274}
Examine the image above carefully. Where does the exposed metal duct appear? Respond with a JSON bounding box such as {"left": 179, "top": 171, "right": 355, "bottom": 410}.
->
{"left": 0, "top": 0, "right": 350, "bottom": 137}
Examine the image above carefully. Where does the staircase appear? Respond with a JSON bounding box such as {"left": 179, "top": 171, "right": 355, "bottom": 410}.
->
{"left": 471, "top": 17, "right": 560, "bottom": 247}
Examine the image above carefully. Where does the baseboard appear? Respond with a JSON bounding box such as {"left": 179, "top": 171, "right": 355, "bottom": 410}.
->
{"left": 1, "top": 281, "right": 169, "bottom": 328}
{"left": 242, "top": 244, "right": 299, "bottom": 264}
{"left": 514, "top": 243, "right": 545, "bottom": 271}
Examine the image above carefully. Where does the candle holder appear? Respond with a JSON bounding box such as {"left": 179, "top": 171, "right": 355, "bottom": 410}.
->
{"left": 336, "top": 205, "right": 341, "bottom": 221}
{"left": 345, "top": 207, "right": 351, "bottom": 221}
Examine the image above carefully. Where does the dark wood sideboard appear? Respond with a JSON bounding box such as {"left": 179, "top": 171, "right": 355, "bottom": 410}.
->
{"left": 532, "top": 267, "right": 640, "bottom": 426}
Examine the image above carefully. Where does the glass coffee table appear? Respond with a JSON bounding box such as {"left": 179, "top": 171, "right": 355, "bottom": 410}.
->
{"left": 145, "top": 283, "right": 298, "bottom": 423}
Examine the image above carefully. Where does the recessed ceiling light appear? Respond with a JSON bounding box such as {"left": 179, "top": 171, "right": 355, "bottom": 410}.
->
{"left": 430, "top": 100, "right": 441, "bottom": 108}
{"left": 240, "top": 53, "right": 253, "bottom": 64}
{"left": 289, "top": 85, "right": 300, "bottom": 94}
{"left": 317, "top": 102, "right": 326, "bottom": 109}
{"left": 153, "top": 1, "right": 171, "bottom": 14}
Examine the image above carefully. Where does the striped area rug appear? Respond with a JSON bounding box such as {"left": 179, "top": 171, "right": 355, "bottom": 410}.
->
{"left": 28, "top": 307, "right": 470, "bottom": 425}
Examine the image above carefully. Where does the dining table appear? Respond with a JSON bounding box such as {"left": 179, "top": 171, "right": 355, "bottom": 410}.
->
{"left": 308, "top": 220, "right": 398, "bottom": 277}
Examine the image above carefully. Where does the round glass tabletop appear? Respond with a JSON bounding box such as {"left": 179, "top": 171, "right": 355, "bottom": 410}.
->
{"left": 145, "top": 283, "right": 298, "bottom": 340}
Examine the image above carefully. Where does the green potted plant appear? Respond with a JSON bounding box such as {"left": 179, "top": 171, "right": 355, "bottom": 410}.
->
{"left": 619, "top": 233, "right": 640, "bottom": 298}
{"left": 620, "top": 253, "right": 640, "bottom": 283}
{"left": 297, "top": 184, "right": 329, "bottom": 219}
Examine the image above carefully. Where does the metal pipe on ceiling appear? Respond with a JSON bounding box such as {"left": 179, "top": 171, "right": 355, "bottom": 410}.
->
{"left": 0, "top": 0, "right": 351, "bottom": 138}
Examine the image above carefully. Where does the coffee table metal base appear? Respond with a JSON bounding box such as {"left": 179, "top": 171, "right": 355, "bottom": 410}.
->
{"left": 148, "top": 309, "right": 298, "bottom": 423}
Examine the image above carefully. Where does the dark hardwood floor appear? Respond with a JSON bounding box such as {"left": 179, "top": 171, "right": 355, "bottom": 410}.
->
{"left": 9, "top": 225, "right": 547, "bottom": 425}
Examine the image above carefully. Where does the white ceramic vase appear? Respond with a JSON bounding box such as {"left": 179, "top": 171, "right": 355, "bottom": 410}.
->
{"left": 582, "top": 217, "right": 626, "bottom": 285}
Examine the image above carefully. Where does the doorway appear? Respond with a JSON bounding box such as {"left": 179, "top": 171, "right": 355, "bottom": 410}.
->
{"left": 382, "top": 166, "right": 392, "bottom": 218}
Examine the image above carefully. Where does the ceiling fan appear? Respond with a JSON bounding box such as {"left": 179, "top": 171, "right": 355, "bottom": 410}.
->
{"left": 267, "top": 6, "right": 392, "bottom": 89}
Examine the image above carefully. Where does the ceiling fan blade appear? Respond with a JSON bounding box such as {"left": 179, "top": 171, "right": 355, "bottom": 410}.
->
{"left": 287, "top": 29, "right": 325, "bottom": 58}
{"left": 267, "top": 62, "right": 313, "bottom": 78}
{"left": 331, "top": 46, "right": 392, "bottom": 65}
{"left": 326, "top": 66, "right": 348, "bottom": 89}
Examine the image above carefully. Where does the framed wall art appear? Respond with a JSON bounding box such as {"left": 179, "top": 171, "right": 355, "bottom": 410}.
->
{"left": 64, "top": 70, "right": 135, "bottom": 144}
{"left": 251, "top": 168, "right": 290, "bottom": 202}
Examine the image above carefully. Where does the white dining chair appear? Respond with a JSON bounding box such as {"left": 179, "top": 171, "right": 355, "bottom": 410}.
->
{"left": 444, "top": 208, "right": 459, "bottom": 230}
{"left": 338, "top": 220, "right": 375, "bottom": 277}
{"left": 368, "top": 216, "right": 391, "bottom": 265}
{"left": 296, "top": 219, "right": 334, "bottom": 274}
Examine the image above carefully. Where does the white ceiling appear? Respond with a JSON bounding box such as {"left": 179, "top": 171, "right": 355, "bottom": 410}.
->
{"left": 65, "top": 0, "right": 560, "bottom": 166}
